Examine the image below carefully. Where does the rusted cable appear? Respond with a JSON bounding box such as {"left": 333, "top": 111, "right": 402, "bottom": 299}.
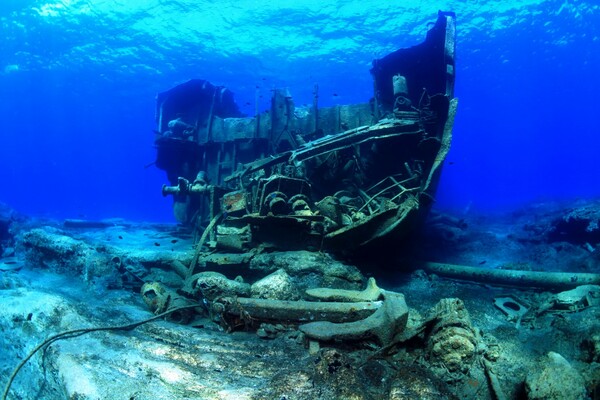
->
{"left": 186, "top": 212, "right": 223, "bottom": 279}
{"left": 1, "top": 304, "right": 201, "bottom": 400}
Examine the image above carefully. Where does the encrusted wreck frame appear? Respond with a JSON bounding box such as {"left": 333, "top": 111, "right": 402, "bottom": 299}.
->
{"left": 155, "top": 11, "right": 457, "bottom": 255}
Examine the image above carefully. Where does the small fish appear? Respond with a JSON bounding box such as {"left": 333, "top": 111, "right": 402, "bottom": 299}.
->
{"left": 478, "top": 260, "right": 487, "bottom": 265}
{"left": 154, "top": 242, "right": 161, "bottom": 247}
{"left": 3, "top": 64, "right": 19, "bottom": 74}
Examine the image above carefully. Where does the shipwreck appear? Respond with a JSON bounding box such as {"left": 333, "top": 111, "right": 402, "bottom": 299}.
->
{"left": 155, "top": 11, "right": 457, "bottom": 256}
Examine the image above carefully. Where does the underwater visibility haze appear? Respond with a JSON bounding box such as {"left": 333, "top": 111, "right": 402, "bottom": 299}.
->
{"left": 3, "top": 3, "right": 600, "bottom": 399}
{"left": 1, "top": 0, "right": 599, "bottom": 220}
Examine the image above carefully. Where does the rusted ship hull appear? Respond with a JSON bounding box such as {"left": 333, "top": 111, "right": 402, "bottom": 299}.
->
{"left": 155, "top": 11, "right": 457, "bottom": 255}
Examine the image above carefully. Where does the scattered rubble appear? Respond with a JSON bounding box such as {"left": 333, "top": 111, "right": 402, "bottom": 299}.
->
{"left": 250, "top": 269, "right": 302, "bottom": 300}
{"left": 548, "top": 203, "right": 600, "bottom": 245}
{"left": 525, "top": 352, "right": 588, "bottom": 400}
{"left": 3, "top": 197, "right": 600, "bottom": 400}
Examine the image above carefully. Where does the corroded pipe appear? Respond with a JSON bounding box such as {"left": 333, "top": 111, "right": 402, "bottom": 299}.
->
{"left": 422, "top": 262, "right": 600, "bottom": 290}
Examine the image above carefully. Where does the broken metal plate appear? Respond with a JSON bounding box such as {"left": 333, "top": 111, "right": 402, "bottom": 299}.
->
{"left": 222, "top": 190, "right": 248, "bottom": 215}
{"left": 493, "top": 297, "right": 529, "bottom": 320}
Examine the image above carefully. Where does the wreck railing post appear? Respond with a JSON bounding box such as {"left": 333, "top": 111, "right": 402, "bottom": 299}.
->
{"left": 206, "top": 87, "right": 218, "bottom": 143}
{"left": 254, "top": 87, "right": 260, "bottom": 139}
{"left": 313, "top": 83, "right": 319, "bottom": 134}
{"left": 372, "top": 72, "right": 380, "bottom": 122}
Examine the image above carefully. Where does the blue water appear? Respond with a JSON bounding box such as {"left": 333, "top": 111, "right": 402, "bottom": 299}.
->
{"left": 1, "top": 0, "right": 599, "bottom": 222}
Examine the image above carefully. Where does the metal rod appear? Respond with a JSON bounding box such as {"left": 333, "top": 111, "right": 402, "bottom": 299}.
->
{"left": 313, "top": 83, "right": 319, "bottom": 133}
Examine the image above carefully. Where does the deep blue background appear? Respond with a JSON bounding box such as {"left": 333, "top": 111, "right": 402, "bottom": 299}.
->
{"left": 1, "top": 1, "right": 599, "bottom": 221}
